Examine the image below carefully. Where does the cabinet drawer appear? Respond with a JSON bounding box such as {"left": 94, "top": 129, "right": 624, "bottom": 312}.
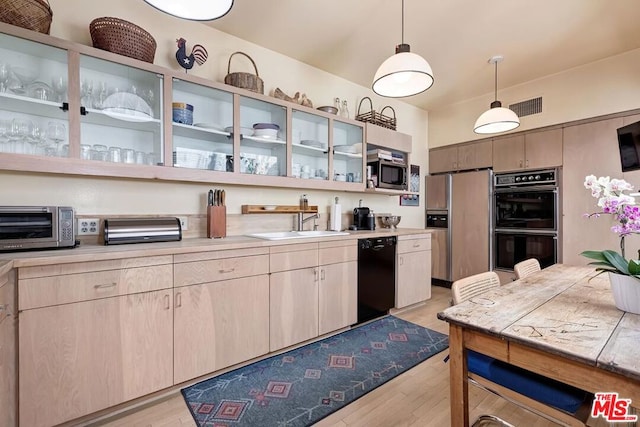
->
{"left": 397, "top": 237, "right": 431, "bottom": 253}
{"left": 319, "top": 243, "right": 357, "bottom": 265}
{"left": 270, "top": 248, "right": 319, "bottom": 272}
{"left": 18, "top": 255, "right": 173, "bottom": 279}
{"left": 174, "top": 254, "right": 269, "bottom": 287}
{"left": 19, "top": 264, "right": 173, "bottom": 310}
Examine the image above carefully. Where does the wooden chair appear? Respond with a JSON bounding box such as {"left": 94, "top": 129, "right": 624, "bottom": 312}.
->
{"left": 451, "top": 271, "right": 592, "bottom": 427}
{"left": 514, "top": 258, "right": 541, "bottom": 280}
{"left": 451, "top": 271, "right": 500, "bottom": 305}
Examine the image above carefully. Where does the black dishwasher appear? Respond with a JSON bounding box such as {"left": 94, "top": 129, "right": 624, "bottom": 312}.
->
{"left": 357, "top": 236, "right": 397, "bottom": 324}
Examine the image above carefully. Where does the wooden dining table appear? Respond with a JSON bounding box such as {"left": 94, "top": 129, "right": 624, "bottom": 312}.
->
{"left": 437, "top": 264, "right": 640, "bottom": 427}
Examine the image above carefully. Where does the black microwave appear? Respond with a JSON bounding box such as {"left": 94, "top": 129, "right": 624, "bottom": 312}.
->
{"left": 368, "top": 159, "right": 407, "bottom": 191}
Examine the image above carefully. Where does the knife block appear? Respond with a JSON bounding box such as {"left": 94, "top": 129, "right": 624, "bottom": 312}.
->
{"left": 207, "top": 206, "right": 226, "bottom": 238}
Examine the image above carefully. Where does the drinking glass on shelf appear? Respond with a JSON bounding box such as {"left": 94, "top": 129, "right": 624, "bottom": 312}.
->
{"left": 46, "top": 122, "right": 66, "bottom": 156}
{"left": 122, "top": 148, "right": 135, "bottom": 164}
{"left": 10, "top": 119, "right": 33, "bottom": 154}
{"left": 0, "top": 63, "right": 10, "bottom": 93}
{"left": 81, "top": 79, "right": 94, "bottom": 108}
{"left": 80, "top": 144, "right": 92, "bottom": 160}
{"left": 51, "top": 76, "right": 67, "bottom": 103}
{"left": 107, "top": 146, "right": 121, "bottom": 162}
{"left": 91, "top": 144, "right": 107, "bottom": 161}
{"left": 0, "top": 120, "right": 11, "bottom": 152}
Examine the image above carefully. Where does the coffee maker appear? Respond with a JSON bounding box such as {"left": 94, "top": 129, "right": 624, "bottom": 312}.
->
{"left": 349, "top": 206, "right": 375, "bottom": 230}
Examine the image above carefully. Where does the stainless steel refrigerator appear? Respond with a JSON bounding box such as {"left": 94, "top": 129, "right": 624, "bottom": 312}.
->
{"left": 426, "top": 169, "right": 492, "bottom": 283}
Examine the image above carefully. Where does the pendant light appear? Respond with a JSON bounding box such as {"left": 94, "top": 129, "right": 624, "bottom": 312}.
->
{"left": 474, "top": 55, "right": 520, "bottom": 134}
{"left": 372, "top": 0, "right": 434, "bottom": 98}
{"left": 144, "top": 0, "right": 233, "bottom": 21}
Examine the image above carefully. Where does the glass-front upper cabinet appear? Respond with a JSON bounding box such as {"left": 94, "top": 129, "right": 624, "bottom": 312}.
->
{"left": 78, "top": 55, "right": 163, "bottom": 165}
{"left": 292, "top": 109, "right": 329, "bottom": 180}
{"left": 0, "top": 32, "right": 69, "bottom": 157}
{"left": 332, "top": 120, "right": 364, "bottom": 183}
{"left": 171, "top": 78, "right": 233, "bottom": 171}
{"left": 238, "top": 96, "right": 286, "bottom": 176}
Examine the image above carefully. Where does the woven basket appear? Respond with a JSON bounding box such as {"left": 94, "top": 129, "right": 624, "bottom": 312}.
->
{"left": 89, "top": 17, "right": 156, "bottom": 63}
{"left": 0, "top": 0, "right": 52, "bottom": 34}
{"left": 355, "top": 97, "right": 397, "bottom": 130}
{"left": 224, "top": 51, "right": 264, "bottom": 94}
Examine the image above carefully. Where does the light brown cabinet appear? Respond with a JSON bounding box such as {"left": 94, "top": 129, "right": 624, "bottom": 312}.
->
{"left": 0, "top": 22, "right": 365, "bottom": 192}
{"left": 365, "top": 123, "right": 412, "bottom": 153}
{"left": 430, "top": 228, "right": 448, "bottom": 281}
{"left": 172, "top": 248, "right": 270, "bottom": 383}
{"left": 318, "top": 241, "right": 357, "bottom": 335}
{"left": 269, "top": 243, "right": 319, "bottom": 350}
{"left": 269, "top": 240, "right": 358, "bottom": 349}
{"left": 396, "top": 235, "right": 432, "bottom": 308}
{"left": 17, "top": 257, "right": 174, "bottom": 427}
{"left": 0, "top": 267, "right": 16, "bottom": 427}
{"left": 173, "top": 275, "right": 270, "bottom": 383}
{"left": 429, "top": 139, "right": 492, "bottom": 173}
{"left": 492, "top": 128, "right": 562, "bottom": 172}
{"left": 19, "top": 289, "right": 173, "bottom": 427}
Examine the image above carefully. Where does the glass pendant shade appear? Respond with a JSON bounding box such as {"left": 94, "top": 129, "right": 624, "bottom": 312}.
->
{"left": 144, "top": 0, "right": 233, "bottom": 21}
{"left": 474, "top": 101, "right": 520, "bottom": 134}
{"left": 373, "top": 44, "right": 434, "bottom": 98}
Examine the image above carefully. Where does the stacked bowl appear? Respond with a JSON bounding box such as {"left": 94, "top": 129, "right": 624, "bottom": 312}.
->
{"left": 253, "top": 123, "right": 279, "bottom": 139}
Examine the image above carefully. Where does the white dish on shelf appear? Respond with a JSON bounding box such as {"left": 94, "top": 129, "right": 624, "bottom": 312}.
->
{"left": 334, "top": 144, "right": 358, "bottom": 154}
{"left": 300, "top": 139, "right": 326, "bottom": 150}
{"left": 248, "top": 135, "right": 285, "bottom": 143}
{"left": 262, "top": 205, "right": 277, "bottom": 211}
{"left": 193, "top": 122, "right": 224, "bottom": 131}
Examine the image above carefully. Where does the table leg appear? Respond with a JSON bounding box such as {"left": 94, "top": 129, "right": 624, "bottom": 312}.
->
{"left": 449, "top": 324, "right": 469, "bottom": 427}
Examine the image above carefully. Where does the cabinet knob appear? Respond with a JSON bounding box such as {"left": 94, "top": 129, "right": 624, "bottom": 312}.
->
{"left": 174, "top": 292, "right": 182, "bottom": 308}
{"left": 399, "top": 256, "right": 404, "bottom": 266}
{"left": 165, "top": 294, "right": 171, "bottom": 310}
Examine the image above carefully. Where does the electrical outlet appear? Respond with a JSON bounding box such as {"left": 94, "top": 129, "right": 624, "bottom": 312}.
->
{"left": 177, "top": 216, "right": 188, "bottom": 230}
{"left": 77, "top": 218, "right": 100, "bottom": 236}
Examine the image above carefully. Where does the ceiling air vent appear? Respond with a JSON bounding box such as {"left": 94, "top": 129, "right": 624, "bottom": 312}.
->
{"left": 509, "top": 97, "right": 542, "bottom": 118}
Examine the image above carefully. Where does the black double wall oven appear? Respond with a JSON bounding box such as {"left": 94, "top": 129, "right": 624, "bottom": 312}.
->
{"left": 493, "top": 169, "right": 559, "bottom": 271}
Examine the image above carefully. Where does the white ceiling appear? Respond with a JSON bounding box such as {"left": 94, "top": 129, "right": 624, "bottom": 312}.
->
{"left": 208, "top": 0, "right": 640, "bottom": 111}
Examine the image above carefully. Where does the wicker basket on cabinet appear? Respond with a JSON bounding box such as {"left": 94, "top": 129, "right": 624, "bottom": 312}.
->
{"left": 89, "top": 17, "right": 156, "bottom": 63}
{"left": 0, "top": 0, "right": 53, "bottom": 34}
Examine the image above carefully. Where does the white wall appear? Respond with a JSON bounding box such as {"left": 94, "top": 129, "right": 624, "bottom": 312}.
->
{"left": 0, "top": 0, "right": 430, "bottom": 229}
{"left": 429, "top": 48, "right": 640, "bottom": 148}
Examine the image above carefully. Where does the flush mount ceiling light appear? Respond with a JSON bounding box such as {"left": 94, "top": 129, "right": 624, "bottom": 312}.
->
{"left": 144, "top": 0, "right": 233, "bottom": 21}
{"left": 372, "top": 0, "right": 434, "bottom": 98}
{"left": 474, "top": 55, "right": 520, "bottom": 134}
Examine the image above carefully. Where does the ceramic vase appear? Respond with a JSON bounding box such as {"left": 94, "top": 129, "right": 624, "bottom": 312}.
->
{"left": 608, "top": 272, "right": 640, "bottom": 314}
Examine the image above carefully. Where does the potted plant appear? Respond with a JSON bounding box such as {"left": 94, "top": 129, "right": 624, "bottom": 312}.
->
{"left": 582, "top": 175, "right": 640, "bottom": 314}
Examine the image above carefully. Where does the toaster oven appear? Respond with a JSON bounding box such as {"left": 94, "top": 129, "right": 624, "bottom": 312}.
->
{"left": 0, "top": 206, "right": 76, "bottom": 251}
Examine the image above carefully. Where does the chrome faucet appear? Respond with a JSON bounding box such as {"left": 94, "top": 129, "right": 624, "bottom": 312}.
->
{"left": 297, "top": 211, "right": 319, "bottom": 231}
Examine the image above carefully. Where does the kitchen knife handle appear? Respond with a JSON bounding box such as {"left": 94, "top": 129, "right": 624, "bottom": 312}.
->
{"left": 208, "top": 189, "right": 214, "bottom": 206}
{"left": 220, "top": 189, "right": 225, "bottom": 206}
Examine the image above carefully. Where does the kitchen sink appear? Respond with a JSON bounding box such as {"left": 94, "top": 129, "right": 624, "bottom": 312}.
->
{"left": 247, "top": 230, "right": 350, "bottom": 240}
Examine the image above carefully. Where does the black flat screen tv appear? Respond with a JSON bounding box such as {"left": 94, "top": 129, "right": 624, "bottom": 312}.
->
{"left": 617, "top": 120, "right": 640, "bottom": 172}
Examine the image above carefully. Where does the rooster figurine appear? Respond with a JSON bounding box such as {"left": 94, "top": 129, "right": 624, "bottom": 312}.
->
{"left": 175, "top": 38, "right": 208, "bottom": 73}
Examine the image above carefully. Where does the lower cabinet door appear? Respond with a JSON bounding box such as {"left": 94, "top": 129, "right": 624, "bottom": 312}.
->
{"left": 396, "top": 251, "right": 431, "bottom": 308}
{"left": 319, "top": 261, "right": 357, "bottom": 335}
{"left": 19, "top": 290, "right": 173, "bottom": 427}
{"left": 270, "top": 267, "right": 319, "bottom": 351}
{"left": 173, "top": 275, "right": 270, "bottom": 383}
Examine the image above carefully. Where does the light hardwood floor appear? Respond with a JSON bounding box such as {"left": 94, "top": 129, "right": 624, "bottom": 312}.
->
{"left": 89, "top": 286, "right": 622, "bottom": 427}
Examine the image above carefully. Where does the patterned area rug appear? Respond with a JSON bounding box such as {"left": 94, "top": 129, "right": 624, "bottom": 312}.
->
{"left": 182, "top": 315, "right": 449, "bottom": 427}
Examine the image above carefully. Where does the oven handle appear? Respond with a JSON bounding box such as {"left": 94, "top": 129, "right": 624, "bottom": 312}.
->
{"left": 494, "top": 185, "right": 557, "bottom": 193}
{"left": 495, "top": 228, "right": 558, "bottom": 236}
